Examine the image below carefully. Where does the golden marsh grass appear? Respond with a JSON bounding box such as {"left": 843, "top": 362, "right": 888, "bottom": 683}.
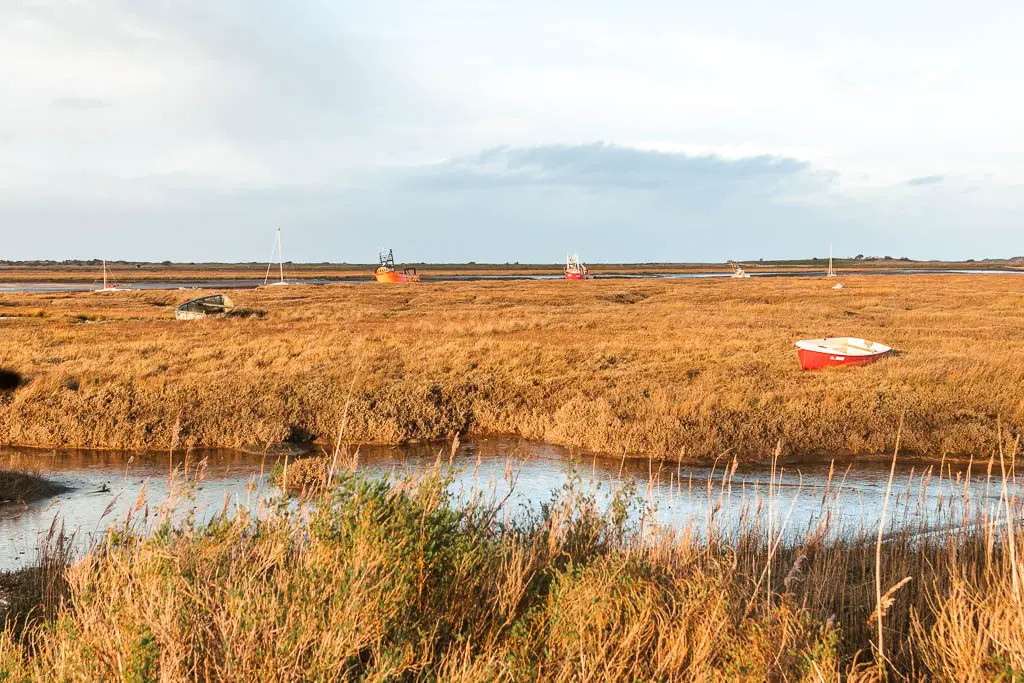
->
{"left": 0, "top": 274, "right": 1022, "bottom": 459}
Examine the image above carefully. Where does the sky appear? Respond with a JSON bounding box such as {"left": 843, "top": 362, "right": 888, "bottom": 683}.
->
{"left": 1, "top": 0, "right": 1022, "bottom": 263}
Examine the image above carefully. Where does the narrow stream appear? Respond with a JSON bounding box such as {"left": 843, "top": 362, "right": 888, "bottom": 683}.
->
{"left": 2, "top": 437, "right": 1019, "bottom": 571}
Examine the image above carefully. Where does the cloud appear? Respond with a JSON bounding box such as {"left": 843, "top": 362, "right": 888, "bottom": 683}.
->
{"left": 1, "top": 143, "right": 1018, "bottom": 263}
{"left": 906, "top": 175, "right": 944, "bottom": 186}
{"left": 0, "top": 2, "right": 1022, "bottom": 261}
{"left": 49, "top": 96, "right": 110, "bottom": 110}
{"left": 405, "top": 143, "right": 827, "bottom": 197}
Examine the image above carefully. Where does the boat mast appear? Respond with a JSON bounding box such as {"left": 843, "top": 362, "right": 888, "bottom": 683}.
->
{"left": 102, "top": 260, "right": 107, "bottom": 290}
{"left": 277, "top": 229, "right": 285, "bottom": 284}
{"left": 264, "top": 229, "right": 282, "bottom": 285}
{"left": 827, "top": 244, "right": 835, "bottom": 277}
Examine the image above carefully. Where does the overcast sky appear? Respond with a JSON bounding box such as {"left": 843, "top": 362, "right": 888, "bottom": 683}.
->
{"left": 1, "top": 0, "right": 1022, "bottom": 262}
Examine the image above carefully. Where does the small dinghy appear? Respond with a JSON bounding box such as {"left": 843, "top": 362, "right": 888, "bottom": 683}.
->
{"left": 175, "top": 294, "right": 235, "bottom": 320}
{"left": 794, "top": 337, "right": 891, "bottom": 370}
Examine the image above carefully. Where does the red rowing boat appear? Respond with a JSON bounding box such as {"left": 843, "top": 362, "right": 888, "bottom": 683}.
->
{"left": 795, "top": 337, "right": 892, "bottom": 370}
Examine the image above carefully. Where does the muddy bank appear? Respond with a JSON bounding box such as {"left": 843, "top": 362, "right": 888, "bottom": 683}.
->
{"left": 0, "top": 471, "right": 68, "bottom": 506}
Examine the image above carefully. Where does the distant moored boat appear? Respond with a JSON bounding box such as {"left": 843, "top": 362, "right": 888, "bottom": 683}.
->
{"left": 375, "top": 249, "right": 420, "bottom": 283}
{"left": 729, "top": 260, "right": 750, "bottom": 278}
{"left": 92, "top": 260, "right": 130, "bottom": 292}
{"left": 262, "top": 228, "right": 292, "bottom": 287}
{"left": 564, "top": 254, "right": 592, "bottom": 280}
{"left": 795, "top": 337, "right": 892, "bottom": 370}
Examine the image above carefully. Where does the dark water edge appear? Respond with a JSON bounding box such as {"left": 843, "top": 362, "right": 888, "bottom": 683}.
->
{"left": 2, "top": 436, "right": 1021, "bottom": 571}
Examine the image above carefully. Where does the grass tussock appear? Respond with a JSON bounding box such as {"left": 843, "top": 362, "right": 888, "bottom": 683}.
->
{"left": 0, "top": 275, "right": 1022, "bottom": 459}
{"left": 2, "top": 445, "right": 1024, "bottom": 681}
{"left": 268, "top": 455, "right": 333, "bottom": 494}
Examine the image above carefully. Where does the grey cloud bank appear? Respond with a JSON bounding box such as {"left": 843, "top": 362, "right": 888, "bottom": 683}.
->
{"left": 1, "top": 144, "right": 1017, "bottom": 263}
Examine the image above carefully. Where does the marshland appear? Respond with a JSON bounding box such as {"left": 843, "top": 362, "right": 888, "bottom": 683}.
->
{"left": 2, "top": 271, "right": 1024, "bottom": 680}
{"left": 0, "top": 273, "right": 1021, "bottom": 457}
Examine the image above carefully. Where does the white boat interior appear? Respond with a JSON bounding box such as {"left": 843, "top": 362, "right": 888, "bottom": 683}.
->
{"left": 794, "top": 337, "right": 891, "bottom": 356}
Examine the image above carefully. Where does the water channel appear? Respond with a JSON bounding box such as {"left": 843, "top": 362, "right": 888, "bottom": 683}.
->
{"left": 1, "top": 269, "right": 1021, "bottom": 294}
{"left": 1, "top": 437, "right": 1019, "bottom": 571}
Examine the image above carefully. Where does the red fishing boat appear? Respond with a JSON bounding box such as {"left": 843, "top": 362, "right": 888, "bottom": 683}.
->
{"left": 375, "top": 249, "right": 420, "bottom": 283}
{"left": 564, "top": 254, "right": 592, "bottom": 280}
{"left": 795, "top": 337, "right": 892, "bottom": 370}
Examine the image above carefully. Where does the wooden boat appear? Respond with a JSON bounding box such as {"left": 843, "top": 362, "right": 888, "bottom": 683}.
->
{"left": 375, "top": 249, "right": 420, "bottom": 283}
{"left": 261, "top": 228, "right": 291, "bottom": 287}
{"left": 175, "top": 294, "right": 235, "bottom": 320}
{"left": 564, "top": 254, "right": 592, "bottom": 280}
{"left": 795, "top": 337, "right": 892, "bottom": 370}
{"left": 92, "top": 260, "right": 130, "bottom": 292}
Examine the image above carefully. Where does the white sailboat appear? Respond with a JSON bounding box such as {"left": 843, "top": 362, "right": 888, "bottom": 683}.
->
{"left": 92, "top": 260, "right": 130, "bottom": 292}
{"left": 826, "top": 245, "right": 837, "bottom": 277}
{"left": 262, "top": 228, "right": 291, "bottom": 287}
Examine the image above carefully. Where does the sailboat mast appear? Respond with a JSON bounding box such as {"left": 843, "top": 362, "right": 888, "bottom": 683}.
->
{"left": 102, "top": 260, "right": 107, "bottom": 289}
{"left": 263, "top": 231, "right": 276, "bottom": 285}
{"left": 828, "top": 244, "right": 834, "bottom": 277}
{"left": 277, "top": 229, "right": 285, "bottom": 284}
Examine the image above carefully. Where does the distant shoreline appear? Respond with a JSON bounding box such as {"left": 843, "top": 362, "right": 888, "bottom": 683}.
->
{"left": 1, "top": 257, "right": 1022, "bottom": 282}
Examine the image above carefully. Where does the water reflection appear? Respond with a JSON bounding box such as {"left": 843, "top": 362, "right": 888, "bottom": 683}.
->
{"left": 1, "top": 438, "right": 1020, "bottom": 571}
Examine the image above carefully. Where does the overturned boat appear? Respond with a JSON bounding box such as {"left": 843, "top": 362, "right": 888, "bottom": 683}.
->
{"left": 175, "top": 294, "right": 235, "bottom": 320}
{"left": 375, "top": 249, "right": 420, "bottom": 283}
{"left": 795, "top": 337, "right": 891, "bottom": 370}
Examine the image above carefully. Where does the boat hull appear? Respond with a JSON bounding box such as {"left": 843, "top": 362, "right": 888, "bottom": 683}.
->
{"left": 797, "top": 348, "right": 888, "bottom": 370}
{"left": 795, "top": 337, "right": 891, "bottom": 370}
{"left": 375, "top": 271, "right": 420, "bottom": 283}
{"left": 564, "top": 272, "right": 590, "bottom": 280}
{"left": 175, "top": 294, "right": 234, "bottom": 320}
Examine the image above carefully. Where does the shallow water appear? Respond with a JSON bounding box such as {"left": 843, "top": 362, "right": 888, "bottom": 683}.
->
{"left": 0, "top": 269, "right": 1020, "bottom": 293}
{"left": 1, "top": 437, "right": 1020, "bottom": 571}
{"left": 0, "top": 279, "right": 332, "bottom": 294}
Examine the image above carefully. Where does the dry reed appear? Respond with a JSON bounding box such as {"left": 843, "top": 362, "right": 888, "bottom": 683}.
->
{"left": 1, "top": 436, "right": 1023, "bottom": 680}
